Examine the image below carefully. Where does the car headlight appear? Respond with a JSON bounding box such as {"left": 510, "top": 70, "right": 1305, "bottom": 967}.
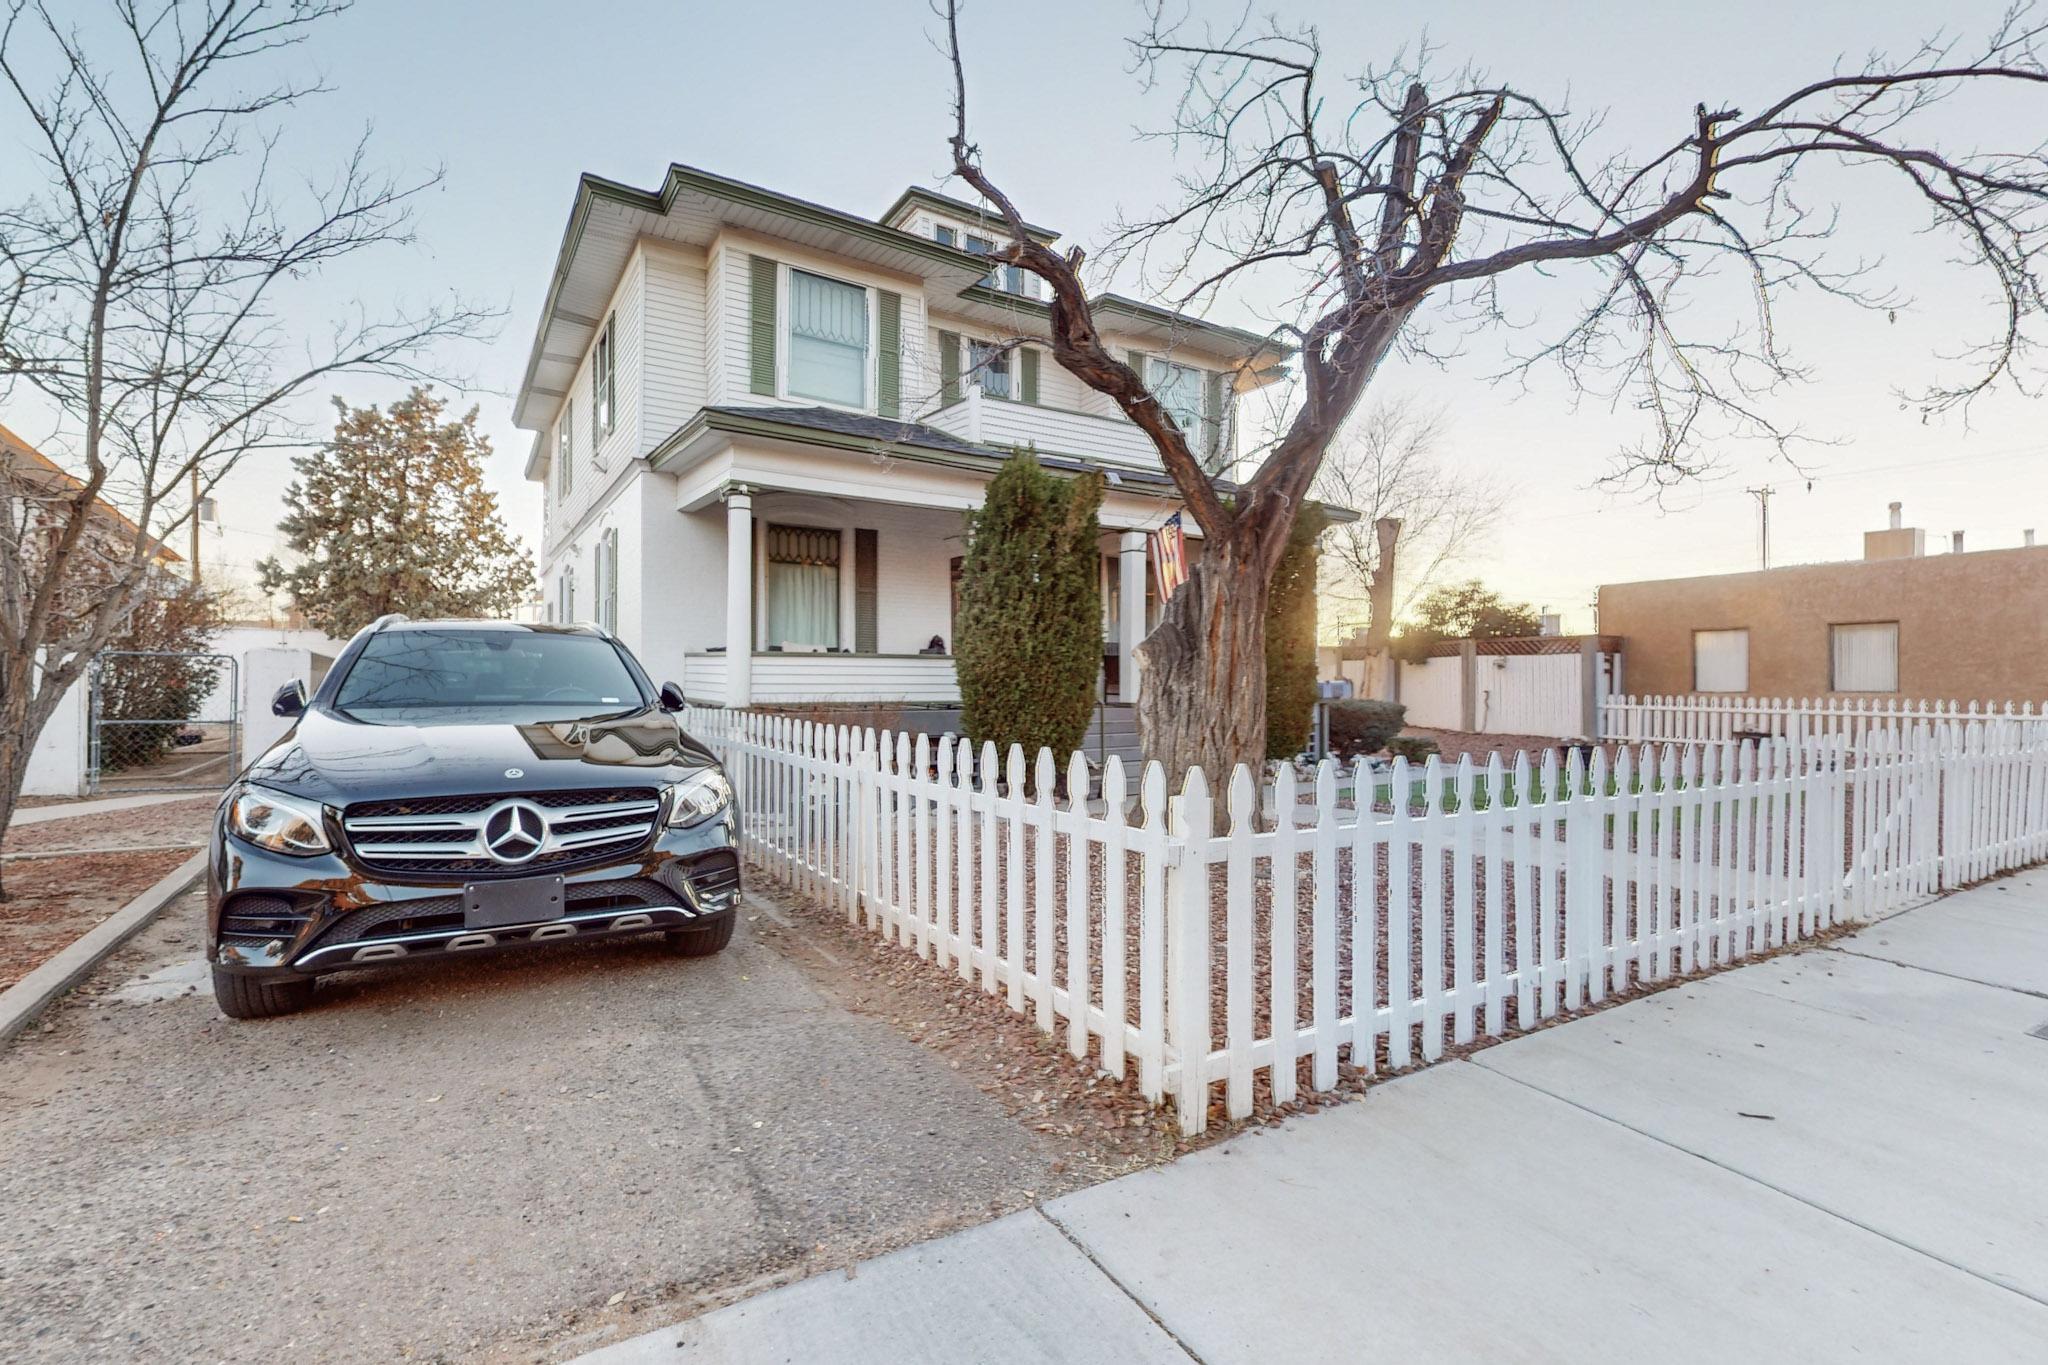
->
{"left": 667, "top": 770, "right": 732, "bottom": 827}
{"left": 227, "top": 785, "right": 332, "bottom": 856}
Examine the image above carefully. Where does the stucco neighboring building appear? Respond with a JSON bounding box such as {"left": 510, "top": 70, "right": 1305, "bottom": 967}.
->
{"left": 1597, "top": 503, "right": 2048, "bottom": 702}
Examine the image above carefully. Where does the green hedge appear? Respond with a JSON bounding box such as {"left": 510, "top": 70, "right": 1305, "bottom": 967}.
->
{"left": 955, "top": 450, "right": 1105, "bottom": 765}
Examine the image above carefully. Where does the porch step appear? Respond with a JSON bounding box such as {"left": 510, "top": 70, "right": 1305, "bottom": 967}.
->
{"left": 1080, "top": 705, "right": 1144, "bottom": 771}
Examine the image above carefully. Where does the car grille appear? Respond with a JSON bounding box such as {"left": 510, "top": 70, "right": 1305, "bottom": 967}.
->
{"left": 312, "top": 877, "right": 684, "bottom": 948}
{"left": 340, "top": 787, "right": 663, "bottom": 877}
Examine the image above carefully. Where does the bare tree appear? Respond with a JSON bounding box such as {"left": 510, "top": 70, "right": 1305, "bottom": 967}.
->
{"left": 939, "top": 0, "right": 2048, "bottom": 784}
{"left": 0, "top": 0, "right": 493, "bottom": 877}
{"left": 1314, "top": 398, "right": 1504, "bottom": 692}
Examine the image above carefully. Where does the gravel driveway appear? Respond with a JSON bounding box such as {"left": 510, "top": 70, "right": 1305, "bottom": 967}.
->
{"left": 0, "top": 889, "right": 1073, "bottom": 1362}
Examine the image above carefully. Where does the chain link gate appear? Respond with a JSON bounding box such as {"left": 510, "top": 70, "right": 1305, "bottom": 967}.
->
{"left": 88, "top": 649, "right": 240, "bottom": 795}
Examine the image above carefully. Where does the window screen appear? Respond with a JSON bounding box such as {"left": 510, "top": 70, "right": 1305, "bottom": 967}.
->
{"left": 1692, "top": 628, "right": 1749, "bottom": 693}
{"left": 1831, "top": 622, "right": 1899, "bottom": 692}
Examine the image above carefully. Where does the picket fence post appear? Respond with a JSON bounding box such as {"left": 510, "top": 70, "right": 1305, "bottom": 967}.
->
{"left": 1167, "top": 768, "right": 1213, "bottom": 1136}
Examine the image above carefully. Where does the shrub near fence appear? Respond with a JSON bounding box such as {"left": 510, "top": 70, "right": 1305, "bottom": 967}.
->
{"left": 684, "top": 707, "right": 2048, "bottom": 1135}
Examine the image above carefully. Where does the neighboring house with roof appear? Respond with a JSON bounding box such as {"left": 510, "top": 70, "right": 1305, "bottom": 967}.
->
{"left": 512, "top": 165, "right": 1291, "bottom": 713}
{"left": 1, "top": 419, "right": 184, "bottom": 577}
{"left": 3, "top": 419, "right": 185, "bottom": 797}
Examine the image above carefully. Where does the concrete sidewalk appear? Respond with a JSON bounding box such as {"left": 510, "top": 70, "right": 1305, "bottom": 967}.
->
{"left": 584, "top": 872, "right": 2048, "bottom": 1364}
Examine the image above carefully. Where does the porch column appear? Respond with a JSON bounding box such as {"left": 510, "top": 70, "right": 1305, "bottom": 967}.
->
{"left": 1118, "top": 529, "right": 1147, "bottom": 703}
{"left": 723, "top": 484, "right": 753, "bottom": 708}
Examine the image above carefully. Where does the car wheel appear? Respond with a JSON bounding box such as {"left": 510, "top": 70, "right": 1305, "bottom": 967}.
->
{"left": 664, "top": 910, "right": 736, "bottom": 958}
{"left": 211, "top": 967, "right": 316, "bottom": 1019}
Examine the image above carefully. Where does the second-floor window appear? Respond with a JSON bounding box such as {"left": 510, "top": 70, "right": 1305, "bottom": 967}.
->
{"left": 787, "top": 269, "right": 869, "bottom": 408}
{"left": 591, "top": 315, "right": 616, "bottom": 453}
{"left": 556, "top": 402, "right": 574, "bottom": 499}
{"left": 1148, "top": 358, "right": 1212, "bottom": 457}
{"left": 967, "top": 339, "right": 1012, "bottom": 400}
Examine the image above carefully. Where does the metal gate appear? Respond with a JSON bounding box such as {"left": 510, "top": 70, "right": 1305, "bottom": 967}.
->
{"left": 88, "top": 649, "right": 240, "bottom": 795}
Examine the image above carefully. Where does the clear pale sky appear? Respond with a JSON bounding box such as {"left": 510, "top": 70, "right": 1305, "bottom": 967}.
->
{"left": 9, "top": 0, "right": 2043, "bottom": 632}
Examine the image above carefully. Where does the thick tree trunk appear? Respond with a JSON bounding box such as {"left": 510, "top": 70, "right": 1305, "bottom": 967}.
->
{"left": 1135, "top": 539, "right": 1271, "bottom": 800}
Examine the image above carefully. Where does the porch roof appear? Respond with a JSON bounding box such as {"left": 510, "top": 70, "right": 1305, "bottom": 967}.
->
{"left": 651, "top": 405, "right": 1358, "bottom": 524}
{"left": 659, "top": 404, "right": 1207, "bottom": 495}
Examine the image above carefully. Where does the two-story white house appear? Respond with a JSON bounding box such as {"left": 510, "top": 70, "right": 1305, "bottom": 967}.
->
{"left": 513, "top": 164, "right": 1290, "bottom": 716}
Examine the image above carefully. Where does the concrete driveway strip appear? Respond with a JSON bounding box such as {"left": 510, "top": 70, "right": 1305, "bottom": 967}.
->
{"left": 583, "top": 1210, "right": 1190, "bottom": 1364}
{"left": 1043, "top": 1060, "right": 2047, "bottom": 1364}
{"left": 1475, "top": 900, "right": 2048, "bottom": 1303}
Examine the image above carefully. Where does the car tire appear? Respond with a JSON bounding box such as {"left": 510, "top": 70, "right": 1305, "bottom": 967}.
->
{"left": 664, "top": 910, "right": 736, "bottom": 958}
{"left": 211, "top": 967, "right": 315, "bottom": 1019}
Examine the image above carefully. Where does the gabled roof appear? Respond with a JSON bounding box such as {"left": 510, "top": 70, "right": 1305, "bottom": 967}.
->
{"left": 878, "top": 185, "right": 1060, "bottom": 244}
{"left": 514, "top": 162, "right": 1293, "bottom": 431}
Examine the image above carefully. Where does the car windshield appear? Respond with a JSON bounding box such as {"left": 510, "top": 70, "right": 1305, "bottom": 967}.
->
{"left": 332, "top": 629, "right": 645, "bottom": 713}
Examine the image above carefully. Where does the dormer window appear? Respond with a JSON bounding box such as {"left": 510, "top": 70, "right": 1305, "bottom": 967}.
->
{"left": 962, "top": 233, "right": 1027, "bottom": 295}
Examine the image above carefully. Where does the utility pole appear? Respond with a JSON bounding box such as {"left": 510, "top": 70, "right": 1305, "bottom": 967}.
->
{"left": 1745, "top": 485, "right": 1774, "bottom": 570}
{"left": 189, "top": 465, "right": 201, "bottom": 584}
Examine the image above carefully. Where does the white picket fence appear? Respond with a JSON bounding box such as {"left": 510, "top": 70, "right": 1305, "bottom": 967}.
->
{"left": 686, "top": 707, "right": 2048, "bottom": 1135}
{"left": 1601, "top": 692, "right": 2048, "bottom": 745}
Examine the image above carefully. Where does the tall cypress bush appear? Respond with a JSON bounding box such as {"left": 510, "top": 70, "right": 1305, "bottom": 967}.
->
{"left": 1264, "top": 504, "right": 1327, "bottom": 759}
{"left": 956, "top": 450, "right": 1105, "bottom": 764}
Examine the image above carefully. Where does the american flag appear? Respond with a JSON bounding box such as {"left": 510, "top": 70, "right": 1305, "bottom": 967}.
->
{"left": 1151, "top": 511, "right": 1189, "bottom": 600}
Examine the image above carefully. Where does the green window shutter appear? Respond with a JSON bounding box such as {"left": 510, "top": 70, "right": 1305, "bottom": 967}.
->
{"left": 876, "top": 291, "right": 902, "bottom": 418}
{"left": 854, "top": 528, "right": 879, "bottom": 653}
{"left": 1019, "top": 348, "right": 1040, "bottom": 405}
{"left": 747, "top": 256, "right": 777, "bottom": 396}
{"left": 937, "top": 330, "right": 961, "bottom": 406}
{"left": 1203, "top": 371, "right": 1225, "bottom": 462}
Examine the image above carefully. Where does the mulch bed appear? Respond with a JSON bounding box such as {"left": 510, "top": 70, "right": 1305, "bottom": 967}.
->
{"left": 0, "top": 798, "right": 216, "bottom": 994}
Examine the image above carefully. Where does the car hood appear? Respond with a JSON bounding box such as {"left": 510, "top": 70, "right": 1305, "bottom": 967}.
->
{"left": 243, "top": 703, "right": 720, "bottom": 807}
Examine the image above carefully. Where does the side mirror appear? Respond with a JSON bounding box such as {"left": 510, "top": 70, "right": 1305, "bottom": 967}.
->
{"left": 657, "top": 681, "right": 686, "bottom": 712}
{"left": 271, "top": 680, "right": 308, "bottom": 718}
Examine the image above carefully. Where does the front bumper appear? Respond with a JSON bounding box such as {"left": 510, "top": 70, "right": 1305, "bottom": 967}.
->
{"left": 208, "top": 810, "right": 741, "bottom": 979}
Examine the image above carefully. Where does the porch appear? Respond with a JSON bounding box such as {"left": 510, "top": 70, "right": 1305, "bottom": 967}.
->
{"left": 692, "top": 476, "right": 1168, "bottom": 711}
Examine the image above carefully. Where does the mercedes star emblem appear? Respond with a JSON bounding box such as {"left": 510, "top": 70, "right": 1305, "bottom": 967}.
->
{"left": 504, "top": 767, "right": 524, "bottom": 779}
{"left": 481, "top": 799, "right": 548, "bottom": 864}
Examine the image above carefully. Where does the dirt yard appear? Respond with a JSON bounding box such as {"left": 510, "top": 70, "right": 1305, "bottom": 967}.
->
{"left": 0, "top": 878, "right": 1177, "bottom": 1363}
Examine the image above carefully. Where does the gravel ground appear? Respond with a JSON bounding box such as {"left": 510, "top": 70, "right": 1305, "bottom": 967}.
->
{"left": 0, "top": 885, "right": 1098, "bottom": 1364}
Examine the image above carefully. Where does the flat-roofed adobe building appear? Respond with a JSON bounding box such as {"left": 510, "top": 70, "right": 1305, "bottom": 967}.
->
{"left": 1597, "top": 503, "right": 2048, "bottom": 702}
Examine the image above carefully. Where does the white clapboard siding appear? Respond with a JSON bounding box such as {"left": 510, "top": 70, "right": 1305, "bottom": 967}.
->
{"left": 684, "top": 706, "right": 2048, "bottom": 1137}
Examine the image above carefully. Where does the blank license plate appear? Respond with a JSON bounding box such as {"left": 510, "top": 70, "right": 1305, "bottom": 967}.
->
{"left": 463, "top": 876, "right": 566, "bottom": 930}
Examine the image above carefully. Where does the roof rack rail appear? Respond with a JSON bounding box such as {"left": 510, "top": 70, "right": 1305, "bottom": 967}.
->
{"left": 367, "top": 613, "right": 410, "bottom": 632}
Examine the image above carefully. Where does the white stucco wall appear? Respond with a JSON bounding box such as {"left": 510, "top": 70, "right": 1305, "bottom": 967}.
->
{"left": 23, "top": 665, "right": 87, "bottom": 798}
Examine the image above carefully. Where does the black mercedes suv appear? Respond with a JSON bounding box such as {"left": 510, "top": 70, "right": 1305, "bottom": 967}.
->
{"left": 206, "top": 617, "right": 741, "bottom": 1018}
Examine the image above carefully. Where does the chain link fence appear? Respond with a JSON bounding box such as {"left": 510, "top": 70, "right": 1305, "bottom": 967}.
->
{"left": 90, "top": 649, "right": 239, "bottom": 794}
